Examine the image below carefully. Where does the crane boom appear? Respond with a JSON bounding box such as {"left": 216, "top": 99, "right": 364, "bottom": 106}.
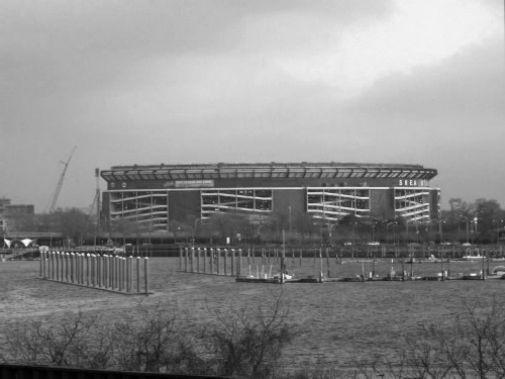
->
{"left": 48, "top": 146, "right": 77, "bottom": 213}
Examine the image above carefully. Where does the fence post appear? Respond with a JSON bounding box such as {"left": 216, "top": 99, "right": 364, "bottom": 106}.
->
{"left": 238, "top": 248, "right": 242, "bottom": 277}
{"left": 118, "top": 257, "right": 123, "bottom": 292}
{"left": 136, "top": 257, "right": 141, "bottom": 293}
{"left": 179, "top": 246, "right": 182, "bottom": 271}
{"left": 46, "top": 251, "right": 51, "bottom": 279}
{"left": 128, "top": 256, "right": 133, "bottom": 292}
{"left": 144, "top": 257, "right": 149, "bottom": 294}
{"left": 70, "top": 253, "right": 75, "bottom": 283}
{"left": 190, "top": 247, "right": 195, "bottom": 273}
{"left": 203, "top": 247, "right": 207, "bottom": 273}
{"left": 77, "top": 253, "right": 81, "bottom": 284}
{"left": 97, "top": 254, "right": 102, "bottom": 287}
{"left": 84, "top": 254, "right": 89, "bottom": 286}
{"left": 49, "top": 252, "right": 54, "bottom": 280}
{"left": 114, "top": 255, "right": 118, "bottom": 289}
{"left": 80, "top": 253, "right": 84, "bottom": 285}
{"left": 209, "top": 248, "right": 214, "bottom": 274}
{"left": 39, "top": 250, "right": 43, "bottom": 278}
{"left": 184, "top": 247, "right": 188, "bottom": 272}
{"left": 102, "top": 255, "right": 107, "bottom": 288}
{"left": 223, "top": 248, "right": 228, "bottom": 276}
{"left": 54, "top": 252, "right": 58, "bottom": 281}
{"left": 105, "top": 255, "right": 110, "bottom": 288}
{"left": 216, "top": 248, "right": 221, "bottom": 275}
{"left": 325, "top": 247, "right": 330, "bottom": 278}
{"left": 60, "top": 252, "right": 64, "bottom": 282}
{"left": 319, "top": 248, "right": 323, "bottom": 282}
{"left": 102, "top": 254, "right": 107, "bottom": 288}
{"left": 89, "top": 254, "right": 93, "bottom": 287}
{"left": 63, "top": 253, "right": 68, "bottom": 282}
{"left": 93, "top": 254, "right": 98, "bottom": 287}
{"left": 59, "top": 252, "right": 63, "bottom": 281}
{"left": 73, "top": 253, "right": 76, "bottom": 284}
{"left": 230, "top": 248, "right": 235, "bottom": 276}
{"left": 197, "top": 247, "right": 201, "bottom": 273}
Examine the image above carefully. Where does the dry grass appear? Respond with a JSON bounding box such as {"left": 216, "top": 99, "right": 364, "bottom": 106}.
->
{"left": 2, "top": 257, "right": 505, "bottom": 371}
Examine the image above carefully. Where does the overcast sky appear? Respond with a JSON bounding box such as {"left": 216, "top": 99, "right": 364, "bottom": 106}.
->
{"left": 1, "top": 0, "right": 504, "bottom": 212}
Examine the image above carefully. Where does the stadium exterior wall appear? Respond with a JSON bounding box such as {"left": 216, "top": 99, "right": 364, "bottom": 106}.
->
{"left": 100, "top": 162, "right": 440, "bottom": 232}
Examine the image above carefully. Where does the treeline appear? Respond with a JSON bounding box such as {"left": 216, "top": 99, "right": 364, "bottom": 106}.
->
{"left": 5, "top": 197, "right": 505, "bottom": 246}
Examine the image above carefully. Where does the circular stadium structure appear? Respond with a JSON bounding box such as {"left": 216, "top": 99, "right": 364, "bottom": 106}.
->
{"left": 100, "top": 162, "right": 440, "bottom": 232}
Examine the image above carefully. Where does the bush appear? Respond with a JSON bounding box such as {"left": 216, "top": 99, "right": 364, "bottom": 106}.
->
{"left": 0, "top": 296, "right": 297, "bottom": 378}
{"left": 203, "top": 294, "right": 296, "bottom": 377}
{"left": 361, "top": 297, "right": 505, "bottom": 379}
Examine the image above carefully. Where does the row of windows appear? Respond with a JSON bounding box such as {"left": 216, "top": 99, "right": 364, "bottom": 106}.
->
{"left": 201, "top": 190, "right": 273, "bottom": 218}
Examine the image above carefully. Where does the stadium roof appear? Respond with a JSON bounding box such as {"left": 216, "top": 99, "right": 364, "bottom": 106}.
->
{"left": 101, "top": 162, "right": 437, "bottom": 182}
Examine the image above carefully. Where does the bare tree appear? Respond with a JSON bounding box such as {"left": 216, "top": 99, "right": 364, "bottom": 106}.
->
{"left": 362, "top": 297, "right": 505, "bottom": 379}
{"left": 202, "top": 292, "right": 296, "bottom": 378}
{"left": 0, "top": 311, "right": 115, "bottom": 369}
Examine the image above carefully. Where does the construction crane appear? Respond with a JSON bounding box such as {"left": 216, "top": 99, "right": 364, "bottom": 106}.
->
{"left": 88, "top": 169, "right": 101, "bottom": 218}
{"left": 47, "top": 146, "right": 77, "bottom": 213}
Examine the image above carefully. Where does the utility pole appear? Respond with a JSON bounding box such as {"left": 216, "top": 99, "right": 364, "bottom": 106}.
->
{"left": 94, "top": 168, "right": 100, "bottom": 248}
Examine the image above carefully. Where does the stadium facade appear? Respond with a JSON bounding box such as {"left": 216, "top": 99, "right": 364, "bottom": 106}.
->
{"left": 100, "top": 162, "right": 440, "bottom": 232}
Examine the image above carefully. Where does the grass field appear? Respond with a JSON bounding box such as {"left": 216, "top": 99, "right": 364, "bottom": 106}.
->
{"left": 2, "top": 257, "right": 505, "bottom": 370}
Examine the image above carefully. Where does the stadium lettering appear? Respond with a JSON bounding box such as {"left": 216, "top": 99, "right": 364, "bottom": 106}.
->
{"left": 398, "top": 179, "right": 427, "bottom": 187}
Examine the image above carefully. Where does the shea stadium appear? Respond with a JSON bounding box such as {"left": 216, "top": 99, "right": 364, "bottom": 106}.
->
{"left": 100, "top": 162, "right": 440, "bottom": 233}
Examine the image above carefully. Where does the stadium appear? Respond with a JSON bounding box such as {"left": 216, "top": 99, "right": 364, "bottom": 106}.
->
{"left": 100, "top": 162, "right": 440, "bottom": 233}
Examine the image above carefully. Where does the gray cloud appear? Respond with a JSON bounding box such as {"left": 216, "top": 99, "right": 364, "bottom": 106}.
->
{"left": 0, "top": 0, "right": 502, "bottom": 211}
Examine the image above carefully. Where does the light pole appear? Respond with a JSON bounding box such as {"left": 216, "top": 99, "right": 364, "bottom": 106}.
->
{"left": 288, "top": 205, "right": 292, "bottom": 237}
{"left": 465, "top": 218, "right": 470, "bottom": 244}
{"left": 498, "top": 219, "right": 504, "bottom": 244}
{"left": 472, "top": 217, "right": 478, "bottom": 244}
{"left": 438, "top": 218, "right": 445, "bottom": 243}
{"left": 192, "top": 218, "right": 200, "bottom": 247}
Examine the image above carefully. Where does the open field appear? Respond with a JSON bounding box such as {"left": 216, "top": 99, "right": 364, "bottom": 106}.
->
{"left": 2, "top": 257, "right": 505, "bottom": 370}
